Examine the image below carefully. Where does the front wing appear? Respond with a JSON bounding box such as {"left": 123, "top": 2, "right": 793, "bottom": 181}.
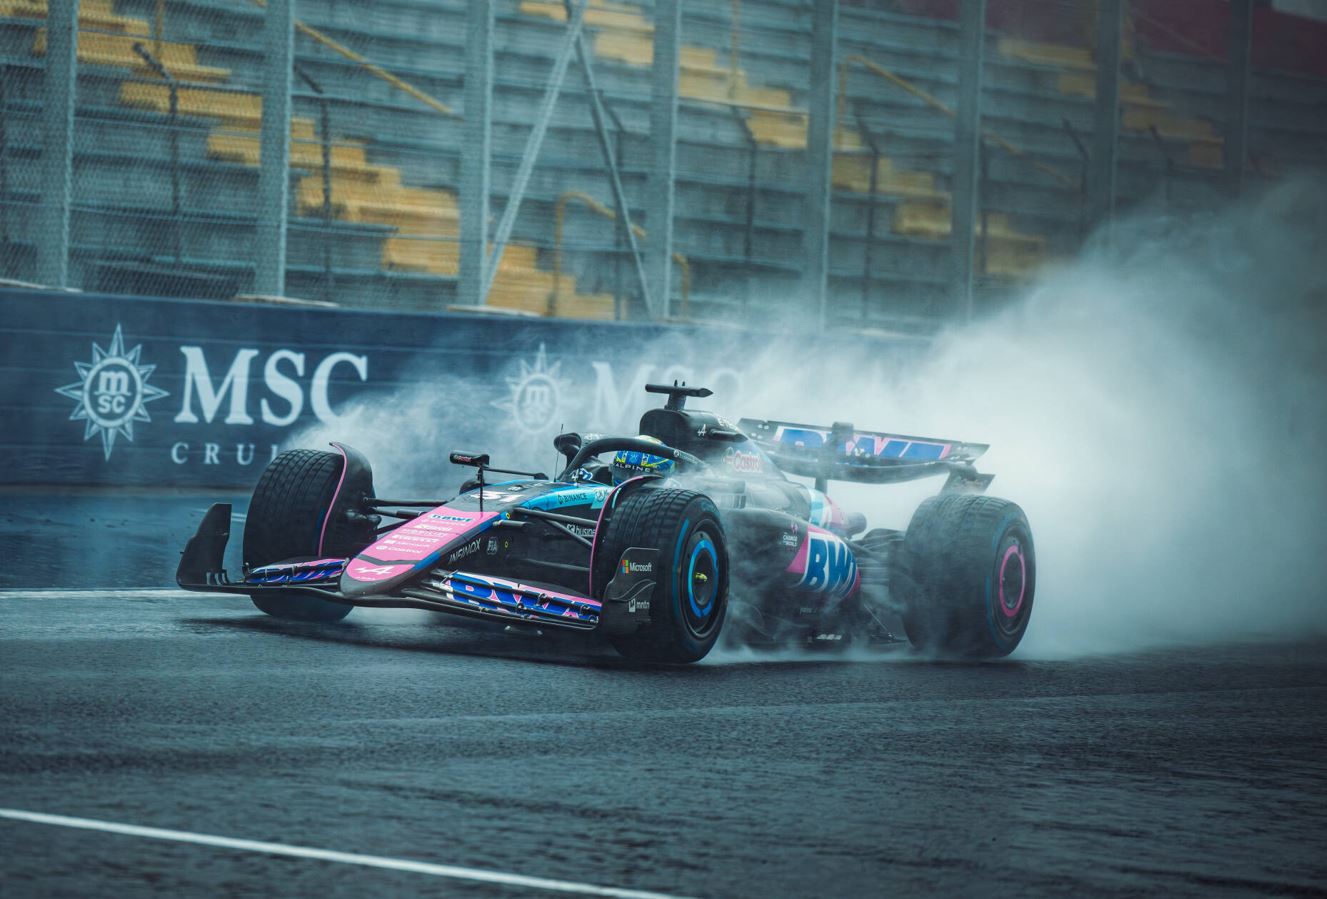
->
{"left": 177, "top": 503, "right": 603, "bottom": 632}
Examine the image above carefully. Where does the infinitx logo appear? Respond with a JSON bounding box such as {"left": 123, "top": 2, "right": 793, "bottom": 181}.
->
{"left": 55, "top": 324, "right": 169, "bottom": 460}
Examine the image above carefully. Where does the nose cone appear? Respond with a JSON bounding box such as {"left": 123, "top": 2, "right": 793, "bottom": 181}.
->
{"left": 340, "top": 506, "right": 500, "bottom": 596}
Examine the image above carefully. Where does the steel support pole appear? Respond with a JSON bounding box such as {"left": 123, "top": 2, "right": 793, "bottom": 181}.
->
{"left": 612, "top": 122, "right": 624, "bottom": 317}
{"left": 255, "top": 0, "right": 294, "bottom": 296}
{"left": 37, "top": 0, "right": 78, "bottom": 287}
{"left": 1226, "top": 0, "right": 1253, "bottom": 194}
{"left": 0, "top": 67, "right": 10, "bottom": 254}
{"left": 853, "top": 104, "right": 880, "bottom": 322}
{"left": 951, "top": 0, "right": 986, "bottom": 322}
{"left": 574, "top": 38, "right": 653, "bottom": 317}
{"left": 1086, "top": 0, "right": 1122, "bottom": 236}
{"left": 458, "top": 0, "right": 493, "bottom": 307}
{"left": 646, "top": 0, "right": 681, "bottom": 319}
{"left": 484, "top": 0, "right": 588, "bottom": 298}
{"left": 801, "top": 0, "right": 837, "bottom": 332}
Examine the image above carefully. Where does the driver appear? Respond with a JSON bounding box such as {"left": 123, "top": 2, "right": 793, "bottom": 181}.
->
{"left": 610, "top": 435, "right": 676, "bottom": 485}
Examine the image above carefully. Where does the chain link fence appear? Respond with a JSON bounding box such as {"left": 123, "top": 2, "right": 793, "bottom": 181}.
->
{"left": 0, "top": 0, "right": 473, "bottom": 305}
{"left": 2, "top": 0, "right": 1325, "bottom": 328}
{"left": 484, "top": 0, "right": 660, "bottom": 321}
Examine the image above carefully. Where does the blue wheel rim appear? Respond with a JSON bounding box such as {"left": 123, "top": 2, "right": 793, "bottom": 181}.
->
{"left": 680, "top": 528, "right": 720, "bottom": 637}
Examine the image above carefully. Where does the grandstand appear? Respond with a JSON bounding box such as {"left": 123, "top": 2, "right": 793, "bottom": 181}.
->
{"left": 1, "top": 0, "right": 1323, "bottom": 331}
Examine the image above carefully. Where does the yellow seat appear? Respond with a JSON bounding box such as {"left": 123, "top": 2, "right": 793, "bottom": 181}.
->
{"left": 519, "top": 0, "right": 653, "bottom": 34}
{"left": 999, "top": 38, "right": 1095, "bottom": 71}
{"left": 34, "top": 28, "right": 230, "bottom": 83}
{"left": 120, "top": 82, "right": 263, "bottom": 125}
{"left": 383, "top": 237, "right": 460, "bottom": 274}
{"left": 2, "top": 0, "right": 149, "bottom": 36}
{"left": 1015, "top": 40, "right": 1223, "bottom": 173}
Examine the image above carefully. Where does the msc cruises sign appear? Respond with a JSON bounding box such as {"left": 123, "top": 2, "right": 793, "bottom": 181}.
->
{"left": 55, "top": 323, "right": 370, "bottom": 464}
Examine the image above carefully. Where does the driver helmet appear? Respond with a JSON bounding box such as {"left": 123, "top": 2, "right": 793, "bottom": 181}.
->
{"left": 611, "top": 435, "right": 675, "bottom": 485}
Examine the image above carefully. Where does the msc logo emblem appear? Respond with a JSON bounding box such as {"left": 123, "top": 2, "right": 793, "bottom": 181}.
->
{"left": 494, "top": 343, "right": 568, "bottom": 435}
{"left": 55, "top": 324, "right": 169, "bottom": 460}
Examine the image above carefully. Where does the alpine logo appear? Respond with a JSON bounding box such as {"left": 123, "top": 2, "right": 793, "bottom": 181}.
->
{"left": 347, "top": 561, "right": 405, "bottom": 580}
{"left": 55, "top": 324, "right": 169, "bottom": 460}
{"left": 797, "top": 534, "right": 858, "bottom": 596}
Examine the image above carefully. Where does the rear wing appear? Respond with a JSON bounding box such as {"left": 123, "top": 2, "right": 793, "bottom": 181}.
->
{"left": 738, "top": 418, "right": 993, "bottom": 493}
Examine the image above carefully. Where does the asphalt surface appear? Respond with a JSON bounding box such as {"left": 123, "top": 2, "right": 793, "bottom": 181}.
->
{"left": 0, "top": 492, "right": 249, "bottom": 589}
{"left": 2, "top": 591, "right": 1326, "bottom": 897}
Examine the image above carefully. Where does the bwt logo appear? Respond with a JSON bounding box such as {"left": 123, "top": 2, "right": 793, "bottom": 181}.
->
{"left": 774, "top": 425, "right": 950, "bottom": 462}
{"left": 797, "top": 534, "right": 858, "bottom": 596}
{"left": 450, "top": 575, "right": 521, "bottom": 603}
{"left": 444, "top": 574, "right": 591, "bottom": 619}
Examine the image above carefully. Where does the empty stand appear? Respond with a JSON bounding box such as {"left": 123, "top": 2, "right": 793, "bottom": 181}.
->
{"left": 1, "top": 0, "right": 1323, "bottom": 329}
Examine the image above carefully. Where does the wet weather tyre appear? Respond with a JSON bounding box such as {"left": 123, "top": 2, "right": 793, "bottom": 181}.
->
{"left": 596, "top": 488, "right": 729, "bottom": 664}
{"left": 899, "top": 494, "right": 1035, "bottom": 658}
{"left": 243, "top": 449, "right": 355, "bottom": 623}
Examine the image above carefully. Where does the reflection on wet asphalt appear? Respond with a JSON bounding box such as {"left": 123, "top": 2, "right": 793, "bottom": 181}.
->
{"left": 2, "top": 591, "right": 1325, "bottom": 897}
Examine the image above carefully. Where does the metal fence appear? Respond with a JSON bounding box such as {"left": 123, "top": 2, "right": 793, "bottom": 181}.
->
{"left": 1, "top": 0, "right": 1321, "bottom": 332}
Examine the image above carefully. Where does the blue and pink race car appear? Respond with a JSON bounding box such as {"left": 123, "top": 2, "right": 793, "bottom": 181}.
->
{"left": 178, "top": 383, "right": 1035, "bottom": 662}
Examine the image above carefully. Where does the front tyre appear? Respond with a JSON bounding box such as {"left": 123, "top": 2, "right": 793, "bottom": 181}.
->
{"left": 899, "top": 494, "right": 1035, "bottom": 658}
{"left": 243, "top": 448, "right": 367, "bottom": 623}
{"left": 596, "top": 488, "right": 729, "bottom": 663}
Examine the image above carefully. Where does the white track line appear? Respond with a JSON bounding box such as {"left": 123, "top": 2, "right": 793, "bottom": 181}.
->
{"left": 0, "top": 808, "right": 687, "bottom": 899}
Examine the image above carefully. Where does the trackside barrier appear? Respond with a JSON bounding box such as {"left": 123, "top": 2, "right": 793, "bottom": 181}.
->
{"left": 1, "top": 287, "right": 923, "bottom": 490}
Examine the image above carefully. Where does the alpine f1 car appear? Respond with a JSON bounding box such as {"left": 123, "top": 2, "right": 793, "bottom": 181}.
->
{"left": 178, "top": 383, "right": 1035, "bottom": 663}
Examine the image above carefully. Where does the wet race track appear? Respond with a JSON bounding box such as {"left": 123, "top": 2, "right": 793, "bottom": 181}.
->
{"left": 2, "top": 590, "right": 1326, "bottom": 897}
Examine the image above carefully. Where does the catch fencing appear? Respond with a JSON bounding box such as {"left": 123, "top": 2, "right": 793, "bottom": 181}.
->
{"left": 1, "top": 0, "right": 1320, "bottom": 332}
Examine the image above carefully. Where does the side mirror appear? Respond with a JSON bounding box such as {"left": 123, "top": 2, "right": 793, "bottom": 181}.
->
{"left": 449, "top": 451, "right": 490, "bottom": 468}
{"left": 553, "top": 432, "right": 582, "bottom": 461}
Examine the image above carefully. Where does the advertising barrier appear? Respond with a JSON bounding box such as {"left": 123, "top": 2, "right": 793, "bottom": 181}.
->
{"left": 3, "top": 288, "right": 923, "bottom": 491}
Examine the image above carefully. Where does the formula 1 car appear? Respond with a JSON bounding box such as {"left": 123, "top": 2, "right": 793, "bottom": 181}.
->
{"left": 178, "top": 383, "right": 1035, "bottom": 663}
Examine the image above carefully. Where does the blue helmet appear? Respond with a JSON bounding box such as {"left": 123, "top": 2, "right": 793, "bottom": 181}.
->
{"left": 611, "top": 435, "right": 675, "bottom": 485}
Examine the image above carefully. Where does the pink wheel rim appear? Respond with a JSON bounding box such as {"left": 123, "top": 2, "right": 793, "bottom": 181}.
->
{"left": 998, "top": 543, "right": 1026, "bottom": 619}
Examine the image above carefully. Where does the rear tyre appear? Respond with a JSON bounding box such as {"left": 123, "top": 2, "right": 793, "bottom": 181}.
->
{"left": 595, "top": 488, "right": 729, "bottom": 663}
{"left": 899, "top": 494, "right": 1035, "bottom": 658}
{"left": 243, "top": 449, "right": 364, "bottom": 623}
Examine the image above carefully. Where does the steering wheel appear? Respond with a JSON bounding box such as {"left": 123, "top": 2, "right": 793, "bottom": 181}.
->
{"left": 559, "top": 437, "right": 703, "bottom": 482}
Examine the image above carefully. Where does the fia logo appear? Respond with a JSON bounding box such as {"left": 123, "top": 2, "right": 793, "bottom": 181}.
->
{"left": 493, "top": 343, "right": 568, "bottom": 435}
{"left": 55, "top": 325, "right": 169, "bottom": 460}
